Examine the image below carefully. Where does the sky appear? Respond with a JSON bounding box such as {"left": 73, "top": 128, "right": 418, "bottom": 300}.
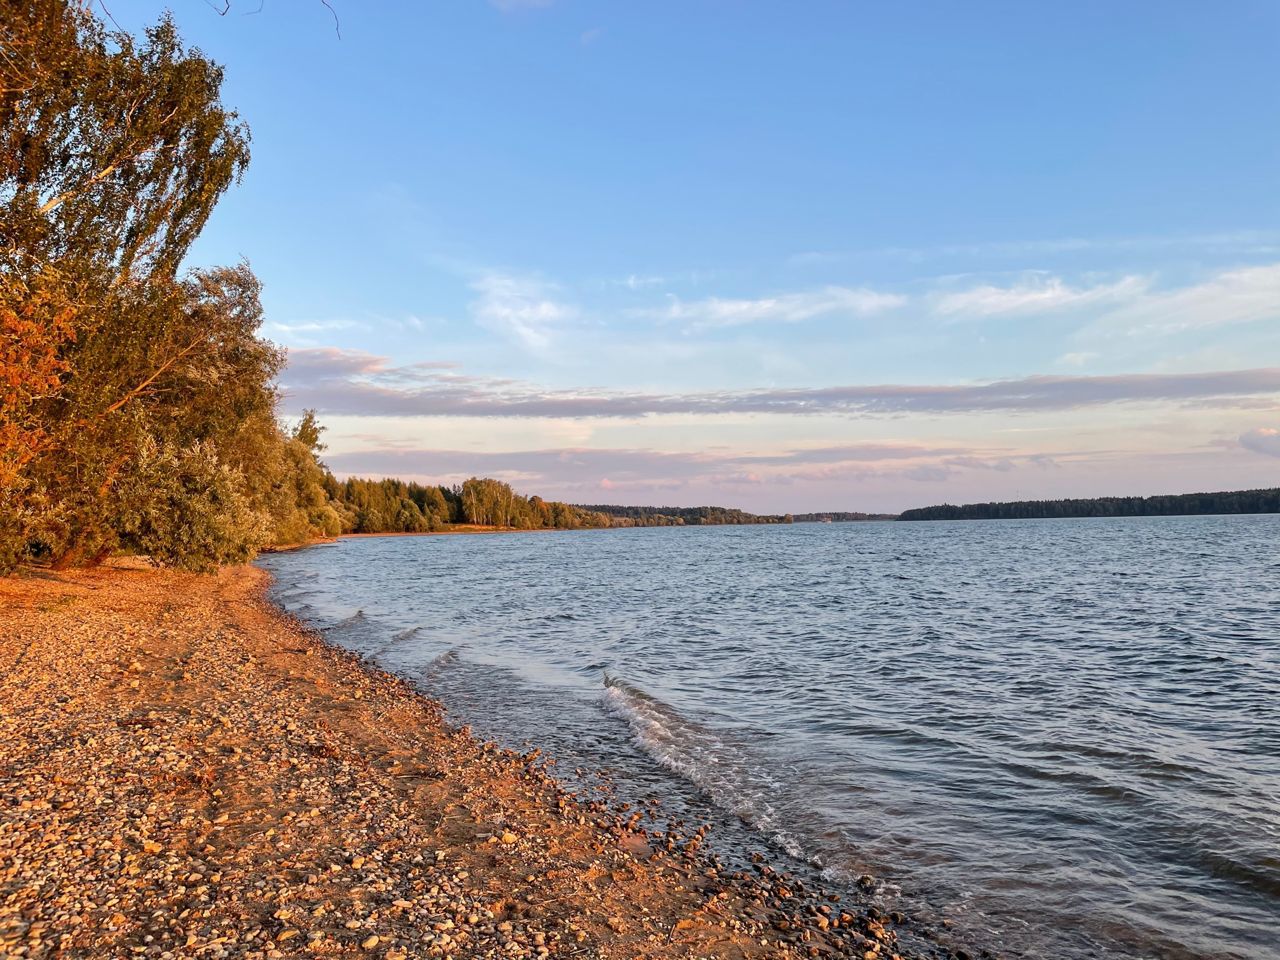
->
{"left": 107, "top": 0, "right": 1280, "bottom": 513}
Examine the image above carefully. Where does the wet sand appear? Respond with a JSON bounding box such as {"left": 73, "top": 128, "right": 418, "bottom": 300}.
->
{"left": 0, "top": 560, "right": 926, "bottom": 959}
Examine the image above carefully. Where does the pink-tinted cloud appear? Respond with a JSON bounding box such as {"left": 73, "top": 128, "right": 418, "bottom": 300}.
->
{"left": 279, "top": 347, "right": 1280, "bottom": 420}
{"left": 320, "top": 443, "right": 1074, "bottom": 494}
{"left": 1240, "top": 427, "right": 1280, "bottom": 458}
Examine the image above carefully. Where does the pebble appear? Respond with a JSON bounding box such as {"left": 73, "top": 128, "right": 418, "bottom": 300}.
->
{"left": 0, "top": 561, "right": 946, "bottom": 960}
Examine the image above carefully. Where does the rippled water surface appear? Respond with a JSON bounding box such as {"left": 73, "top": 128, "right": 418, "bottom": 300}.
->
{"left": 259, "top": 517, "right": 1280, "bottom": 960}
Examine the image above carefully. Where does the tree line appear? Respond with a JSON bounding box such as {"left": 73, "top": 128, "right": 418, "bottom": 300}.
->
{"left": 790, "top": 511, "right": 897, "bottom": 523}
{"left": 897, "top": 488, "right": 1280, "bottom": 522}
{"left": 326, "top": 475, "right": 614, "bottom": 534}
{"left": 573, "top": 504, "right": 791, "bottom": 526}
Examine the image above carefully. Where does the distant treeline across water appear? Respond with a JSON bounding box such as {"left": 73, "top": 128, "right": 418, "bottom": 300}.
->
{"left": 897, "top": 487, "right": 1280, "bottom": 521}
{"left": 576, "top": 505, "right": 900, "bottom": 526}
{"left": 573, "top": 504, "right": 788, "bottom": 526}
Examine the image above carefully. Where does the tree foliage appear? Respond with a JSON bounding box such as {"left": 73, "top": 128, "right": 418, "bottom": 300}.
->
{"left": 2, "top": 3, "right": 250, "bottom": 283}
{"left": 326, "top": 476, "right": 613, "bottom": 534}
{"left": 0, "top": 2, "right": 333, "bottom": 572}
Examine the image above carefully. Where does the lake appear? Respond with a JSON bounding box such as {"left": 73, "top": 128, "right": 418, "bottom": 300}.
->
{"left": 260, "top": 516, "right": 1280, "bottom": 960}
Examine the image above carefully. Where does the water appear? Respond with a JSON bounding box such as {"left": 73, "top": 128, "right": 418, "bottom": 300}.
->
{"left": 258, "top": 517, "right": 1280, "bottom": 960}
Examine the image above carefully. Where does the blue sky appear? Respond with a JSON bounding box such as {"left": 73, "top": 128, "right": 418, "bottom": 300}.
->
{"left": 109, "top": 0, "right": 1280, "bottom": 511}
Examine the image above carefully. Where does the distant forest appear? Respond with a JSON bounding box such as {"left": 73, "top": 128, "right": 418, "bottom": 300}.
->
{"left": 897, "top": 488, "right": 1280, "bottom": 522}
{"left": 791, "top": 511, "right": 897, "bottom": 522}
{"left": 326, "top": 481, "right": 809, "bottom": 533}
{"left": 573, "top": 504, "right": 791, "bottom": 526}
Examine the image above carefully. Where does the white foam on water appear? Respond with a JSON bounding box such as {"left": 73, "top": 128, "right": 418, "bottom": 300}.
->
{"left": 602, "top": 676, "right": 812, "bottom": 862}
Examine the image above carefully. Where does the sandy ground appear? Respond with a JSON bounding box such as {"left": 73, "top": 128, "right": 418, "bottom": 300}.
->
{"left": 0, "top": 561, "right": 923, "bottom": 960}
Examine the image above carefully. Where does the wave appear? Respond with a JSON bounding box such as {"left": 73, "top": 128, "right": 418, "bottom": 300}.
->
{"left": 364, "top": 625, "right": 424, "bottom": 660}
{"left": 601, "top": 676, "right": 810, "bottom": 862}
{"left": 424, "top": 646, "right": 462, "bottom": 675}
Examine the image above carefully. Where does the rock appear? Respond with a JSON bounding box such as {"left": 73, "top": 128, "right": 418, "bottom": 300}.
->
{"left": 360, "top": 934, "right": 380, "bottom": 949}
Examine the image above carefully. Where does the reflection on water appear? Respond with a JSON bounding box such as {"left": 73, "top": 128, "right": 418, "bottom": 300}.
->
{"left": 260, "top": 517, "right": 1280, "bottom": 960}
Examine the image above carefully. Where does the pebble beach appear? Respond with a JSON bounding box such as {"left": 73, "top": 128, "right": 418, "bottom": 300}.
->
{"left": 0, "top": 560, "right": 929, "bottom": 960}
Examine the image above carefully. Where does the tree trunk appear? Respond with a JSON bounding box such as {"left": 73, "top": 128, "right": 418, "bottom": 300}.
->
{"left": 50, "top": 544, "right": 83, "bottom": 570}
{"left": 87, "top": 544, "right": 114, "bottom": 567}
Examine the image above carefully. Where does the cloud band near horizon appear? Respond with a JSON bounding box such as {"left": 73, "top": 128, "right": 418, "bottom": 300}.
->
{"left": 279, "top": 348, "right": 1280, "bottom": 420}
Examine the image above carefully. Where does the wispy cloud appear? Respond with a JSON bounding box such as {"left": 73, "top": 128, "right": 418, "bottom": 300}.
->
{"left": 1093, "top": 263, "right": 1280, "bottom": 337}
{"left": 932, "top": 274, "right": 1148, "bottom": 318}
{"left": 654, "top": 286, "right": 905, "bottom": 331}
{"left": 469, "top": 272, "right": 576, "bottom": 354}
{"left": 1056, "top": 351, "right": 1099, "bottom": 368}
{"left": 619, "top": 273, "right": 664, "bottom": 290}
{"left": 262, "top": 319, "right": 364, "bottom": 347}
{"left": 320, "top": 442, "right": 1059, "bottom": 492}
{"left": 789, "top": 230, "right": 1280, "bottom": 266}
{"left": 279, "top": 347, "right": 1280, "bottom": 420}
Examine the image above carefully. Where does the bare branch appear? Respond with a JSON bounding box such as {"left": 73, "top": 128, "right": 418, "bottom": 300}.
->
{"left": 94, "top": 0, "right": 124, "bottom": 31}
{"left": 320, "top": 0, "right": 341, "bottom": 39}
{"left": 198, "top": 2, "right": 340, "bottom": 36}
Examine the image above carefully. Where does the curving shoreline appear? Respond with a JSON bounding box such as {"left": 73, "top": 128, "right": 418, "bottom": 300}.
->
{"left": 0, "top": 560, "right": 964, "bottom": 959}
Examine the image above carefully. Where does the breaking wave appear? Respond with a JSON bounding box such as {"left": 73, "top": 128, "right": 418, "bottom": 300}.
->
{"left": 602, "top": 676, "right": 809, "bottom": 861}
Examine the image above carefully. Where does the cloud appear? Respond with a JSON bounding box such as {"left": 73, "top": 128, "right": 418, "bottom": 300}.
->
{"left": 279, "top": 347, "right": 1280, "bottom": 420}
{"left": 1095, "top": 263, "right": 1280, "bottom": 337}
{"left": 283, "top": 346, "right": 387, "bottom": 378}
{"left": 654, "top": 285, "right": 905, "bottom": 331}
{"left": 789, "top": 231, "right": 1280, "bottom": 266}
{"left": 933, "top": 274, "right": 1148, "bottom": 318}
{"left": 943, "top": 455, "right": 1017, "bottom": 472}
{"left": 903, "top": 465, "right": 954, "bottom": 482}
{"left": 734, "top": 443, "right": 967, "bottom": 465}
{"left": 319, "top": 442, "right": 1052, "bottom": 492}
{"left": 1056, "top": 351, "right": 1099, "bottom": 368}
{"left": 619, "top": 273, "right": 664, "bottom": 290}
{"left": 469, "top": 273, "right": 575, "bottom": 353}
{"left": 1239, "top": 427, "right": 1280, "bottom": 458}
{"left": 264, "top": 319, "right": 360, "bottom": 335}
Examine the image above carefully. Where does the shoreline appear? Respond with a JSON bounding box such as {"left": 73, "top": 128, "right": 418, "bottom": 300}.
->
{"left": 0, "top": 561, "right": 947, "bottom": 959}
{"left": 340, "top": 526, "right": 565, "bottom": 539}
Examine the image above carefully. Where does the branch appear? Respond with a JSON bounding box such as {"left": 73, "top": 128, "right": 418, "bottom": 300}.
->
{"left": 36, "top": 142, "right": 169, "bottom": 216}
{"left": 320, "top": 0, "right": 341, "bottom": 39}
{"left": 208, "top": 1, "right": 339, "bottom": 36}
{"left": 100, "top": 332, "right": 210, "bottom": 417}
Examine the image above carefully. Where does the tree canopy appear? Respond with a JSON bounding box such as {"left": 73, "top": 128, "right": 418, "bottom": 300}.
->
{"left": 0, "top": 2, "right": 334, "bottom": 572}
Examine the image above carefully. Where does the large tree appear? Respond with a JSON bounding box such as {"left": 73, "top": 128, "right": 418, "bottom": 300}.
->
{"left": 1, "top": 2, "right": 338, "bottom": 571}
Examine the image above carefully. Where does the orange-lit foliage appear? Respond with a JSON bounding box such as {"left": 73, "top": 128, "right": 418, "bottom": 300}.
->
{"left": 0, "top": 278, "right": 75, "bottom": 490}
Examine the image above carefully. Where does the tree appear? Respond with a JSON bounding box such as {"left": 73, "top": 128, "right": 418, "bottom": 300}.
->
{"left": 2, "top": 5, "right": 250, "bottom": 284}
{"left": 0, "top": 2, "right": 275, "bottom": 570}
{"left": 0, "top": 272, "right": 76, "bottom": 565}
